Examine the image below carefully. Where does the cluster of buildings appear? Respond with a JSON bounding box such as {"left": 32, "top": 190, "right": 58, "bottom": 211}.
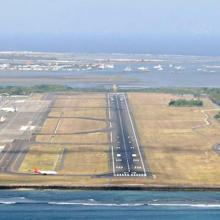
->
{"left": 0, "top": 61, "right": 115, "bottom": 72}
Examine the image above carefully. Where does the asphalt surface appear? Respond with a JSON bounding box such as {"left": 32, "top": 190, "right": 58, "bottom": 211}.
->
{"left": 0, "top": 92, "right": 149, "bottom": 177}
{"left": 0, "top": 94, "right": 52, "bottom": 173}
{"left": 108, "top": 93, "right": 149, "bottom": 177}
{"left": 0, "top": 140, "right": 28, "bottom": 173}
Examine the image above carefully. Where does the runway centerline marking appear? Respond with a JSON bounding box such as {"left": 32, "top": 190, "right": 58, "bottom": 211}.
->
{"left": 115, "top": 95, "right": 130, "bottom": 172}
{"left": 108, "top": 93, "right": 148, "bottom": 177}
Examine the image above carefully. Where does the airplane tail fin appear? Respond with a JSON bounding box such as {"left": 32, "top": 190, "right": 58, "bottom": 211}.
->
{"left": 33, "top": 168, "right": 40, "bottom": 174}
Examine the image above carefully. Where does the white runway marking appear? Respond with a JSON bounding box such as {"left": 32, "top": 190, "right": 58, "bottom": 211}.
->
{"left": 0, "top": 145, "right": 5, "bottom": 153}
{"left": 108, "top": 93, "right": 147, "bottom": 177}
{"left": 123, "top": 93, "right": 147, "bottom": 176}
{"left": 107, "top": 93, "right": 111, "bottom": 121}
{"left": 54, "top": 118, "right": 62, "bottom": 134}
{"left": 108, "top": 94, "right": 116, "bottom": 176}
{"left": 110, "top": 132, "right": 113, "bottom": 143}
{"left": 53, "top": 148, "right": 64, "bottom": 170}
{"left": 116, "top": 95, "right": 130, "bottom": 172}
{"left": 111, "top": 146, "right": 116, "bottom": 176}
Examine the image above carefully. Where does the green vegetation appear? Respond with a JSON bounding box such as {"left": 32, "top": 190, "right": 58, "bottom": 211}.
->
{"left": 214, "top": 112, "right": 220, "bottom": 120}
{"left": 203, "top": 88, "right": 220, "bottom": 106}
{"left": 169, "top": 99, "right": 203, "bottom": 107}
{"left": 0, "top": 85, "right": 72, "bottom": 95}
{"left": 1, "top": 85, "right": 220, "bottom": 108}
{"left": 119, "top": 87, "right": 204, "bottom": 96}
{"left": 120, "top": 87, "right": 220, "bottom": 107}
{"left": 0, "top": 85, "right": 109, "bottom": 95}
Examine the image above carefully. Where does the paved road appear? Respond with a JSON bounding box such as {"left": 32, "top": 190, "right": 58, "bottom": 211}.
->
{"left": 0, "top": 140, "right": 28, "bottom": 173}
{"left": 108, "top": 93, "right": 149, "bottom": 177}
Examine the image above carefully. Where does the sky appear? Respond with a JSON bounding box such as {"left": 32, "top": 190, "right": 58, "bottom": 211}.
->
{"left": 0, "top": 0, "right": 219, "bottom": 55}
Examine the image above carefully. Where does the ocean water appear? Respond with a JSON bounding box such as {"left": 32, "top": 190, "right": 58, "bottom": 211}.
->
{"left": 1, "top": 190, "right": 220, "bottom": 220}
{"left": 1, "top": 54, "right": 220, "bottom": 88}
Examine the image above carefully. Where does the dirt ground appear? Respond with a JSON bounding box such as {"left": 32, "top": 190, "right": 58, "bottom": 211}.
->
{"left": 3, "top": 92, "right": 220, "bottom": 188}
{"left": 19, "top": 93, "right": 109, "bottom": 177}
{"left": 128, "top": 93, "right": 220, "bottom": 186}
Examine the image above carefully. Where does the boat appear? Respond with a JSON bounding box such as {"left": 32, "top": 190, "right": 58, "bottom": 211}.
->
{"left": 137, "top": 66, "right": 150, "bottom": 72}
{"left": 154, "top": 64, "right": 164, "bottom": 71}
{"left": 123, "top": 66, "right": 132, "bottom": 72}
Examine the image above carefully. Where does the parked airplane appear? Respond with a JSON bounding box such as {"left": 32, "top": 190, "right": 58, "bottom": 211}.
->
{"left": 0, "top": 116, "right": 6, "bottom": 123}
{"left": 33, "top": 168, "right": 57, "bottom": 175}
{"left": 0, "top": 107, "right": 17, "bottom": 112}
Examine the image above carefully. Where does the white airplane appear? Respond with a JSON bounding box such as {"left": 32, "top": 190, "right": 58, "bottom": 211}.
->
{"left": 0, "top": 116, "right": 6, "bottom": 122}
{"left": 0, "top": 107, "right": 17, "bottom": 112}
{"left": 33, "top": 168, "right": 57, "bottom": 175}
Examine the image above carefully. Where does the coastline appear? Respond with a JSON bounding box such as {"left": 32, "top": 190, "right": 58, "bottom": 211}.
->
{"left": 1, "top": 89, "right": 220, "bottom": 192}
{"left": 1, "top": 185, "right": 220, "bottom": 191}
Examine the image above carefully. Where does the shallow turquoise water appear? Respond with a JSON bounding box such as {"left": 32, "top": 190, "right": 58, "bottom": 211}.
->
{"left": 0, "top": 190, "right": 220, "bottom": 219}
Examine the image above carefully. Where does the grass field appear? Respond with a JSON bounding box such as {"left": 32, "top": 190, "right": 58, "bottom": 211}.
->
{"left": 19, "top": 145, "right": 64, "bottom": 172}
{"left": 53, "top": 96, "right": 106, "bottom": 108}
{"left": 40, "top": 118, "right": 106, "bottom": 134}
{"left": 20, "top": 144, "right": 109, "bottom": 176}
{"left": 19, "top": 93, "right": 110, "bottom": 177}
{"left": 35, "top": 93, "right": 108, "bottom": 145}
{"left": 36, "top": 133, "right": 108, "bottom": 144}
{"left": 62, "top": 145, "right": 109, "bottom": 175}
{"left": 3, "top": 92, "right": 220, "bottom": 188}
{"left": 48, "top": 108, "right": 106, "bottom": 119}
{"left": 128, "top": 93, "right": 220, "bottom": 186}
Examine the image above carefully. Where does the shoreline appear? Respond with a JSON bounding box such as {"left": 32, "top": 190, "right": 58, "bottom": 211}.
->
{"left": 1, "top": 185, "right": 220, "bottom": 191}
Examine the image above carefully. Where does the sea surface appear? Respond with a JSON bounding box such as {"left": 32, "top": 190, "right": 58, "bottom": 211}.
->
{"left": 1, "top": 54, "right": 220, "bottom": 220}
{"left": 1, "top": 190, "right": 220, "bottom": 219}
{"left": 1, "top": 54, "right": 220, "bottom": 88}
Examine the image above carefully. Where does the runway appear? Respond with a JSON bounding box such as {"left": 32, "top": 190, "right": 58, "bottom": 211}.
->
{"left": 108, "top": 93, "right": 149, "bottom": 177}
